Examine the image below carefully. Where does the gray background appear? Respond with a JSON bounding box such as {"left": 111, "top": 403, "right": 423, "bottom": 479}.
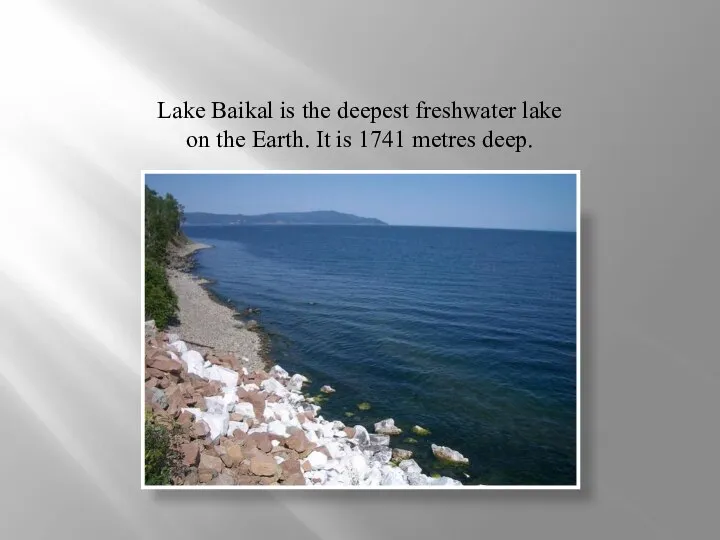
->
{"left": 0, "top": 0, "right": 718, "bottom": 538}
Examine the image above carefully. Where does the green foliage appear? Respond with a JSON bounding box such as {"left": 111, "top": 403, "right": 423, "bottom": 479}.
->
{"left": 144, "top": 187, "right": 184, "bottom": 328}
{"left": 144, "top": 412, "right": 184, "bottom": 485}
{"left": 145, "top": 258, "right": 178, "bottom": 328}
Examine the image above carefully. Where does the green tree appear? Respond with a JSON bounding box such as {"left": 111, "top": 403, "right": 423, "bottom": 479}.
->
{"left": 144, "top": 187, "right": 184, "bottom": 328}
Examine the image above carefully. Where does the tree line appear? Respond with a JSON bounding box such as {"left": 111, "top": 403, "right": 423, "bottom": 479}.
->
{"left": 145, "top": 186, "right": 184, "bottom": 328}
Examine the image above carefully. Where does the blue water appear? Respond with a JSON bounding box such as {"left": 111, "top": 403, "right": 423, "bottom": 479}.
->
{"left": 184, "top": 225, "right": 577, "bottom": 485}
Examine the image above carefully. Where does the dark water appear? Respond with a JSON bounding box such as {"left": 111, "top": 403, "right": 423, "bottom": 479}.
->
{"left": 184, "top": 225, "right": 577, "bottom": 485}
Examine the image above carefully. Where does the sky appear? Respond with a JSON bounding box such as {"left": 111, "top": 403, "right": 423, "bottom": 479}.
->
{"left": 145, "top": 173, "right": 577, "bottom": 232}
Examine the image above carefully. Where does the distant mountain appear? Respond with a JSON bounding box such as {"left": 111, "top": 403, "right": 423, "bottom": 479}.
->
{"left": 183, "top": 210, "right": 388, "bottom": 226}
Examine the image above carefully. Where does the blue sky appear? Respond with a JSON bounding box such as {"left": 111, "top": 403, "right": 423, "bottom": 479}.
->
{"left": 145, "top": 173, "right": 577, "bottom": 231}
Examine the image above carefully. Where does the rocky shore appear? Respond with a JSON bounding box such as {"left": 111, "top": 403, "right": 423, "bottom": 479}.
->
{"left": 144, "top": 326, "right": 463, "bottom": 487}
{"left": 144, "top": 239, "right": 467, "bottom": 487}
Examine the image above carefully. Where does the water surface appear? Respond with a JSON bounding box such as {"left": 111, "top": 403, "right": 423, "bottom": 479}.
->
{"left": 184, "top": 225, "right": 577, "bottom": 485}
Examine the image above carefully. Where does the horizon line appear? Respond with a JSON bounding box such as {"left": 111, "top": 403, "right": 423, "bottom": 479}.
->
{"left": 182, "top": 222, "right": 576, "bottom": 233}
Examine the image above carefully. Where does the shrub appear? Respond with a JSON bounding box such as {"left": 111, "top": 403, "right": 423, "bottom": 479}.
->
{"left": 144, "top": 412, "right": 183, "bottom": 485}
{"left": 145, "top": 258, "right": 177, "bottom": 329}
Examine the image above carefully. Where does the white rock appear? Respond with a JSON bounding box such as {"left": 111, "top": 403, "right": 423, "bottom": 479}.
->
{"left": 380, "top": 466, "right": 408, "bottom": 486}
{"left": 431, "top": 444, "right": 469, "bottom": 464}
{"left": 267, "top": 420, "right": 289, "bottom": 437}
{"left": 368, "top": 434, "right": 391, "bottom": 446}
{"left": 351, "top": 425, "right": 371, "bottom": 445}
{"left": 306, "top": 451, "right": 328, "bottom": 469}
{"left": 365, "top": 447, "right": 392, "bottom": 465}
{"left": 374, "top": 418, "right": 402, "bottom": 435}
{"left": 167, "top": 350, "right": 179, "bottom": 362}
{"left": 302, "top": 421, "right": 320, "bottom": 433}
{"left": 363, "top": 466, "right": 383, "bottom": 486}
{"left": 398, "top": 459, "right": 422, "bottom": 476}
{"left": 265, "top": 402, "right": 295, "bottom": 423}
{"left": 241, "top": 356, "right": 250, "bottom": 363}
{"left": 227, "top": 421, "right": 249, "bottom": 436}
{"left": 273, "top": 455, "right": 284, "bottom": 463}
{"left": 268, "top": 365, "right": 289, "bottom": 380}
{"left": 319, "top": 423, "right": 335, "bottom": 439}
{"left": 304, "top": 470, "right": 328, "bottom": 484}
{"left": 407, "top": 473, "right": 430, "bottom": 486}
{"left": 169, "top": 340, "right": 188, "bottom": 354}
{"left": 241, "top": 367, "right": 249, "bottom": 376}
{"left": 222, "top": 386, "right": 239, "bottom": 407}
{"left": 166, "top": 333, "right": 180, "bottom": 343}
{"left": 204, "top": 365, "right": 239, "bottom": 388}
{"left": 271, "top": 440, "right": 281, "bottom": 449}
{"left": 325, "top": 441, "right": 345, "bottom": 459}
{"left": 261, "top": 377, "right": 289, "bottom": 397}
{"left": 305, "top": 430, "right": 319, "bottom": 444}
{"left": 325, "top": 475, "right": 350, "bottom": 486}
{"left": 325, "top": 459, "right": 345, "bottom": 473}
{"left": 247, "top": 425, "right": 268, "bottom": 435}
{"left": 429, "top": 476, "right": 463, "bottom": 486}
{"left": 233, "top": 402, "right": 256, "bottom": 419}
{"left": 287, "top": 393, "right": 305, "bottom": 405}
{"left": 286, "top": 374, "right": 306, "bottom": 392}
{"left": 205, "top": 396, "right": 229, "bottom": 415}
{"left": 241, "top": 383, "right": 259, "bottom": 392}
{"left": 200, "top": 412, "right": 229, "bottom": 442}
{"left": 181, "top": 350, "right": 204, "bottom": 377}
{"left": 347, "top": 454, "right": 369, "bottom": 480}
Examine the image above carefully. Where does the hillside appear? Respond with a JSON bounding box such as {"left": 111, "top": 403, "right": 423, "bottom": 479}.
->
{"left": 184, "top": 210, "right": 388, "bottom": 226}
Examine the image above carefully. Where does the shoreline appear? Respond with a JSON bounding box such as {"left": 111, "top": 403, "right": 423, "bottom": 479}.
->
{"left": 165, "top": 239, "right": 265, "bottom": 373}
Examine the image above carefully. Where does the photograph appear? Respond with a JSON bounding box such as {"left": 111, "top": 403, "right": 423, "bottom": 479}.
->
{"left": 142, "top": 171, "right": 579, "bottom": 489}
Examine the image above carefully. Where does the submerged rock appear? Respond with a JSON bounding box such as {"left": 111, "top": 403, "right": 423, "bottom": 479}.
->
{"left": 431, "top": 444, "right": 469, "bottom": 464}
{"left": 411, "top": 425, "right": 431, "bottom": 436}
{"left": 357, "top": 402, "right": 372, "bottom": 411}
